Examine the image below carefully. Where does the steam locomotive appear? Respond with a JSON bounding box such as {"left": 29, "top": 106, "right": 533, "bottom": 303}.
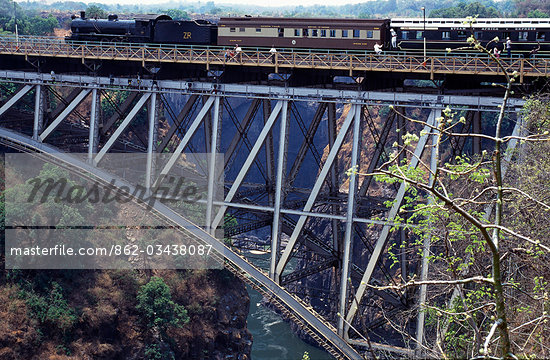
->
{"left": 68, "top": 11, "right": 218, "bottom": 45}
{"left": 67, "top": 11, "right": 550, "bottom": 55}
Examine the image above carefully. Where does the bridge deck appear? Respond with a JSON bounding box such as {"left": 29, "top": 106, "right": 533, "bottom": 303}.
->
{"left": 1, "top": 35, "right": 549, "bottom": 80}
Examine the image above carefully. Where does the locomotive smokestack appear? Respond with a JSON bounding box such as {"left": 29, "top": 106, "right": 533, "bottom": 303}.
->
{"left": 80, "top": 11, "right": 86, "bottom": 19}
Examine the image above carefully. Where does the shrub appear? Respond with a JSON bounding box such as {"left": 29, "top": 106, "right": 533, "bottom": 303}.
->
{"left": 136, "top": 276, "right": 189, "bottom": 330}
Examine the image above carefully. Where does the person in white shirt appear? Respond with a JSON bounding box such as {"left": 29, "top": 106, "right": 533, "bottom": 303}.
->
{"left": 506, "top": 37, "right": 512, "bottom": 58}
{"left": 390, "top": 28, "right": 397, "bottom": 49}
{"left": 234, "top": 44, "right": 243, "bottom": 61}
{"left": 374, "top": 42, "right": 383, "bottom": 55}
{"left": 269, "top": 45, "right": 277, "bottom": 64}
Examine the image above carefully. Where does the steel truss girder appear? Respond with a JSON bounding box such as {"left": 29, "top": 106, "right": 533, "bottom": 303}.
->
{"left": 358, "top": 111, "right": 396, "bottom": 197}
{"left": 281, "top": 258, "right": 338, "bottom": 286}
{"left": 211, "top": 100, "right": 286, "bottom": 230}
{"left": 158, "top": 94, "right": 199, "bottom": 152}
{"left": 0, "top": 71, "right": 525, "bottom": 358}
{"left": 153, "top": 96, "right": 215, "bottom": 188}
{"left": 275, "top": 104, "right": 358, "bottom": 282}
{"left": 287, "top": 102, "right": 327, "bottom": 187}
{"left": 0, "top": 70, "right": 525, "bottom": 110}
{"left": 0, "top": 84, "right": 33, "bottom": 117}
{"left": 40, "top": 88, "right": 91, "bottom": 141}
{"left": 223, "top": 98, "right": 262, "bottom": 169}
{"left": 48, "top": 87, "right": 82, "bottom": 121}
{"left": 344, "top": 107, "right": 441, "bottom": 337}
{"left": 94, "top": 92, "right": 151, "bottom": 165}
{"left": 0, "top": 126, "right": 364, "bottom": 360}
{"left": 102, "top": 91, "right": 139, "bottom": 135}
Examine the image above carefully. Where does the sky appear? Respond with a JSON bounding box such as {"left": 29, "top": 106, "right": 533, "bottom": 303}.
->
{"left": 36, "top": 0, "right": 366, "bottom": 8}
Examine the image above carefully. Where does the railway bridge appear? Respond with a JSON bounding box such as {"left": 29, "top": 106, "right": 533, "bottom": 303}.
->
{"left": 1, "top": 35, "right": 549, "bottom": 88}
{"left": 0, "top": 37, "right": 528, "bottom": 359}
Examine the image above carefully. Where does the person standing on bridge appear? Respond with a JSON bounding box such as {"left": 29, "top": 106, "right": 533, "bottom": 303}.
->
{"left": 390, "top": 28, "right": 397, "bottom": 49}
{"left": 235, "top": 44, "right": 242, "bottom": 62}
{"left": 506, "top": 37, "right": 512, "bottom": 58}
{"left": 269, "top": 45, "right": 277, "bottom": 64}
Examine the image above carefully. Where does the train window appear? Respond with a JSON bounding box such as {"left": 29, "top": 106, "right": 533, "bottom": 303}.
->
{"left": 416, "top": 31, "right": 423, "bottom": 40}
{"left": 230, "top": 28, "right": 236, "bottom": 33}
{"left": 342, "top": 30, "right": 348, "bottom": 38}
{"left": 320, "top": 29, "right": 326, "bottom": 37}
{"left": 502, "top": 31, "right": 511, "bottom": 39}
{"left": 367, "top": 30, "right": 373, "bottom": 38}
{"left": 475, "top": 31, "right": 483, "bottom": 40}
{"left": 278, "top": 28, "right": 284, "bottom": 37}
{"left": 239, "top": 28, "right": 245, "bottom": 32}
{"left": 330, "top": 30, "right": 336, "bottom": 37}
{"left": 537, "top": 32, "right": 546, "bottom": 40}
{"left": 519, "top": 31, "right": 528, "bottom": 41}
{"left": 256, "top": 28, "right": 261, "bottom": 32}
{"left": 442, "top": 31, "right": 450, "bottom": 40}
{"left": 303, "top": 28, "right": 309, "bottom": 36}
{"left": 402, "top": 31, "right": 409, "bottom": 40}
{"left": 353, "top": 29, "right": 360, "bottom": 38}
{"left": 294, "top": 29, "right": 300, "bottom": 36}
{"left": 312, "top": 29, "right": 318, "bottom": 37}
{"left": 457, "top": 30, "right": 467, "bottom": 39}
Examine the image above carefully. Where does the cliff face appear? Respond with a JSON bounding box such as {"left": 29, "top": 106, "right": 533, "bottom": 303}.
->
{"left": 0, "top": 268, "right": 251, "bottom": 360}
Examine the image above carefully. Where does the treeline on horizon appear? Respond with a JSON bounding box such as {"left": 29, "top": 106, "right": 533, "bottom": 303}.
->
{"left": 1, "top": 0, "right": 549, "bottom": 37}
{"left": 17, "top": 0, "right": 550, "bottom": 18}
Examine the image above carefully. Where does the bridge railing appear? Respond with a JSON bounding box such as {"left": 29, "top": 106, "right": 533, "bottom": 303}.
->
{"left": 0, "top": 35, "right": 548, "bottom": 78}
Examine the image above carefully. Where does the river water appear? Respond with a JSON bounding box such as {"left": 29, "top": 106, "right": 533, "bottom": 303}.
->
{"left": 243, "top": 249, "right": 333, "bottom": 359}
{"left": 247, "top": 286, "right": 333, "bottom": 360}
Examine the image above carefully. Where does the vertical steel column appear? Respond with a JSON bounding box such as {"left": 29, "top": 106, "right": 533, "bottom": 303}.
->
{"left": 203, "top": 96, "right": 213, "bottom": 154}
{"left": 269, "top": 100, "right": 289, "bottom": 280}
{"left": 33, "top": 84, "right": 44, "bottom": 141}
{"left": 397, "top": 108, "right": 408, "bottom": 286}
{"left": 327, "top": 103, "right": 341, "bottom": 254}
{"left": 338, "top": 103, "right": 362, "bottom": 336}
{"left": 206, "top": 96, "right": 221, "bottom": 234}
{"left": 416, "top": 107, "right": 441, "bottom": 350}
{"left": 264, "top": 100, "right": 276, "bottom": 206}
{"left": 88, "top": 87, "right": 100, "bottom": 163}
{"left": 145, "top": 91, "right": 158, "bottom": 190}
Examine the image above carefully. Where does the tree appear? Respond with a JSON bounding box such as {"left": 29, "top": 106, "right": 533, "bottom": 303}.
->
{"left": 136, "top": 276, "right": 189, "bottom": 331}
{"left": 429, "top": 1, "right": 501, "bottom": 17}
{"left": 527, "top": 9, "right": 549, "bottom": 17}
{"left": 164, "top": 9, "right": 190, "bottom": 20}
{"left": 28, "top": 14, "right": 58, "bottom": 35}
{"left": 351, "top": 32, "right": 550, "bottom": 358}
{"left": 515, "top": 0, "right": 550, "bottom": 17}
{"left": 85, "top": 5, "right": 106, "bottom": 19}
